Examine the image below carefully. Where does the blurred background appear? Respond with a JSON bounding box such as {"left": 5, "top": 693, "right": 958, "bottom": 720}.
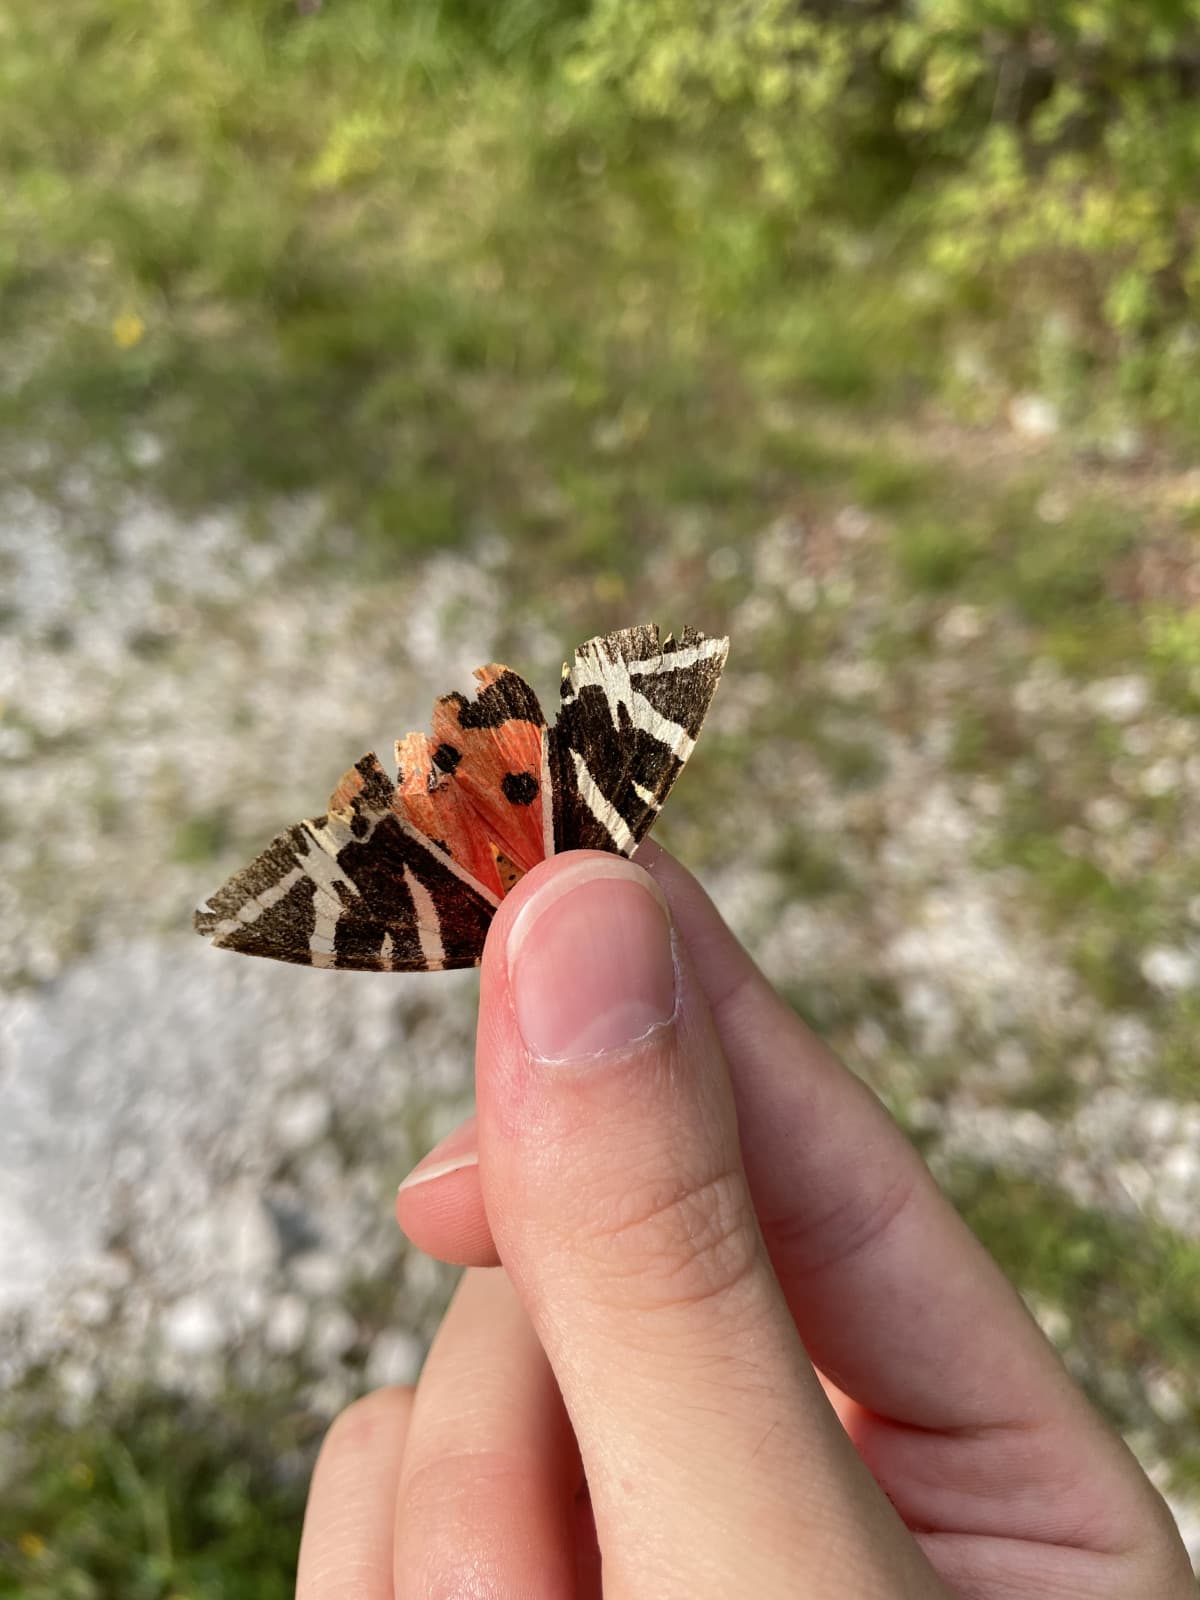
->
{"left": 2, "top": 0, "right": 1199, "bottom": 1590}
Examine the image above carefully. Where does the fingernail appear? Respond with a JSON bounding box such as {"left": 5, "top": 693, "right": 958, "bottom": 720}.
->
{"left": 507, "top": 857, "right": 676, "bottom": 1061}
{"left": 397, "top": 1149, "right": 479, "bottom": 1194}
{"left": 397, "top": 1120, "right": 479, "bottom": 1193}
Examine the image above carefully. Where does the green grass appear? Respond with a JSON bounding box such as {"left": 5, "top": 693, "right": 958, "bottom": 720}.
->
{"left": 0, "top": 1386, "right": 318, "bottom": 1600}
{"left": 768, "top": 828, "right": 850, "bottom": 899}
{"left": 0, "top": 0, "right": 950, "bottom": 574}
{"left": 948, "top": 1163, "right": 1200, "bottom": 1463}
{"left": 172, "top": 812, "right": 233, "bottom": 865}
{"left": 892, "top": 520, "right": 985, "bottom": 595}
{"left": 886, "top": 478, "right": 1141, "bottom": 646}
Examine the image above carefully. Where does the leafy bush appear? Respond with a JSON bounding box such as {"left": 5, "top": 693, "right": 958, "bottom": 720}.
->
{"left": 571, "top": 0, "right": 1200, "bottom": 431}
{"left": 6, "top": 0, "right": 1200, "bottom": 537}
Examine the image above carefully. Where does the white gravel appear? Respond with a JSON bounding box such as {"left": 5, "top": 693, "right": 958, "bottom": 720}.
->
{"left": 2, "top": 474, "right": 1197, "bottom": 1561}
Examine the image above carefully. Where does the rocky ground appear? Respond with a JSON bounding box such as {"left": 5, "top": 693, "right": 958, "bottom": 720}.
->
{"left": 2, "top": 427, "right": 1198, "bottom": 1566}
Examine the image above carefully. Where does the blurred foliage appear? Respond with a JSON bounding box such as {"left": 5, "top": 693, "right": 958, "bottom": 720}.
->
{"left": 581, "top": 0, "right": 1200, "bottom": 426}
{"left": 7, "top": 0, "right": 1200, "bottom": 555}
{"left": 948, "top": 1163, "right": 1200, "bottom": 1454}
{"left": 0, "top": 1387, "right": 316, "bottom": 1599}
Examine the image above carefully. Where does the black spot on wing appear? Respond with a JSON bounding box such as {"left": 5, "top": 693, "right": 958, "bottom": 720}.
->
{"left": 433, "top": 742, "right": 462, "bottom": 774}
{"left": 501, "top": 770, "right": 539, "bottom": 805}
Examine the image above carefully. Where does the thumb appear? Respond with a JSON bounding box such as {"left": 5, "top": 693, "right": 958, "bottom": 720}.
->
{"left": 476, "top": 851, "right": 939, "bottom": 1600}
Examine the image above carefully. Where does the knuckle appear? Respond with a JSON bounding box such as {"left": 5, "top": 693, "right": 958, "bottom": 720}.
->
{"left": 765, "top": 1163, "right": 918, "bottom": 1280}
{"left": 399, "top": 1446, "right": 540, "bottom": 1534}
{"left": 583, "top": 1162, "right": 761, "bottom": 1315}
{"left": 320, "top": 1385, "right": 413, "bottom": 1460}
{"left": 398, "top": 1451, "right": 557, "bottom": 1600}
{"left": 301, "top": 1556, "right": 392, "bottom": 1600}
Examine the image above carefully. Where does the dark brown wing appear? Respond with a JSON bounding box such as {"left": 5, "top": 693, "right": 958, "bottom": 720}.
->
{"left": 194, "top": 754, "right": 497, "bottom": 971}
{"left": 547, "top": 625, "right": 728, "bottom": 856}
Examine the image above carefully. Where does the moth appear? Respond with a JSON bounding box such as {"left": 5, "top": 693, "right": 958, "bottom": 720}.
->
{"left": 194, "top": 624, "right": 728, "bottom": 972}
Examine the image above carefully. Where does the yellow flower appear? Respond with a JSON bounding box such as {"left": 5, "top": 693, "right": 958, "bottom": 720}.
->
{"left": 17, "top": 1531, "right": 46, "bottom": 1559}
{"left": 112, "top": 311, "right": 146, "bottom": 350}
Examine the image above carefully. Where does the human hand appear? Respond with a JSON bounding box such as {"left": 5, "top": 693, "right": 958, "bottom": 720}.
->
{"left": 297, "top": 846, "right": 1194, "bottom": 1598}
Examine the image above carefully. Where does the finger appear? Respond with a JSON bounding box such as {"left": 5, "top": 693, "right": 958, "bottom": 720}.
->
{"left": 400, "top": 841, "right": 1175, "bottom": 1565}
{"left": 393, "top": 1266, "right": 579, "bottom": 1600}
{"left": 641, "top": 837, "right": 1054, "bottom": 1425}
{"left": 396, "top": 1115, "right": 497, "bottom": 1267}
{"left": 393, "top": 841, "right": 1095, "bottom": 1427}
{"left": 476, "top": 851, "right": 940, "bottom": 1598}
{"left": 398, "top": 846, "right": 1095, "bottom": 1427}
{"left": 636, "top": 841, "right": 1173, "bottom": 1555}
{"left": 296, "top": 1387, "right": 413, "bottom": 1600}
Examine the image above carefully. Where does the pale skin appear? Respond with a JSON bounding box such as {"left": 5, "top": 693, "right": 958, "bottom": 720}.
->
{"left": 296, "top": 844, "right": 1194, "bottom": 1599}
